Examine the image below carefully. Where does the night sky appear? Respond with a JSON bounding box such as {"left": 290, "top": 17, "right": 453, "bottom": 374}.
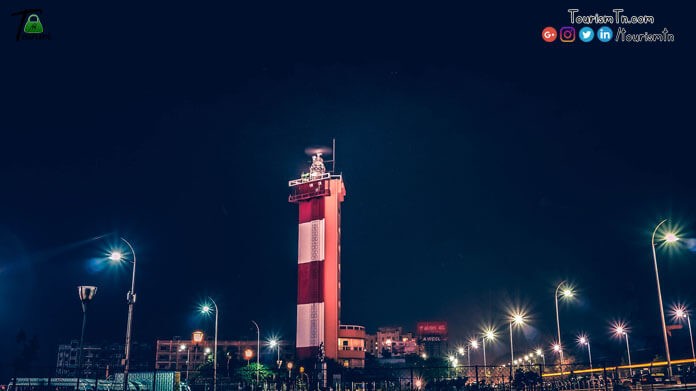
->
{"left": 1, "top": 0, "right": 695, "bottom": 376}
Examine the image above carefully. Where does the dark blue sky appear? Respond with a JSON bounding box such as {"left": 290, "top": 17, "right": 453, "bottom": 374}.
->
{"left": 1, "top": 0, "right": 695, "bottom": 374}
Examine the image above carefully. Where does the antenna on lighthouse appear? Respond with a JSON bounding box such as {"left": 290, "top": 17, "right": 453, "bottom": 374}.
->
{"left": 304, "top": 138, "right": 337, "bottom": 172}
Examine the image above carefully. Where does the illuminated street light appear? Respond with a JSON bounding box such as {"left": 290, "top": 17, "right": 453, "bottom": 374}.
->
{"left": 76, "top": 286, "right": 97, "bottom": 391}
{"left": 458, "top": 347, "right": 465, "bottom": 355}
{"left": 612, "top": 321, "right": 632, "bottom": 377}
{"left": 482, "top": 328, "right": 497, "bottom": 380}
{"left": 268, "top": 338, "right": 281, "bottom": 368}
{"left": 179, "top": 344, "right": 190, "bottom": 380}
{"left": 535, "top": 348, "right": 546, "bottom": 367}
{"left": 665, "top": 233, "right": 679, "bottom": 243}
{"left": 421, "top": 353, "right": 427, "bottom": 360}
{"left": 250, "top": 321, "right": 260, "bottom": 385}
{"left": 652, "top": 219, "right": 680, "bottom": 378}
{"left": 577, "top": 334, "right": 593, "bottom": 375}
{"left": 107, "top": 237, "right": 137, "bottom": 391}
{"left": 555, "top": 281, "right": 575, "bottom": 373}
{"left": 200, "top": 298, "right": 219, "bottom": 391}
{"left": 244, "top": 348, "right": 254, "bottom": 365}
{"left": 509, "top": 311, "right": 527, "bottom": 370}
{"left": 671, "top": 304, "right": 695, "bottom": 362}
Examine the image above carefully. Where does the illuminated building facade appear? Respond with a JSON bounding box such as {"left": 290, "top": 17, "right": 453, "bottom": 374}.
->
{"left": 289, "top": 152, "right": 346, "bottom": 362}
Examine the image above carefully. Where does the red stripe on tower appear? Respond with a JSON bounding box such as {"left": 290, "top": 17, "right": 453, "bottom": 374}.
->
{"left": 289, "top": 153, "right": 345, "bottom": 361}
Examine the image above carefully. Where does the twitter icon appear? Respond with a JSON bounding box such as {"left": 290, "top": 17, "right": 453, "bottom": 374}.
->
{"left": 579, "top": 27, "right": 594, "bottom": 42}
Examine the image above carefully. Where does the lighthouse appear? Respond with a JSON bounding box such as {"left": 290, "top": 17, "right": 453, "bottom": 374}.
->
{"left": 289, "top": 152, "right": 345, "bottom": 361}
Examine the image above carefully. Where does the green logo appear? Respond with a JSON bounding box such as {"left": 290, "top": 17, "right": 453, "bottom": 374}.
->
{"left": 23, "top": 14, "right": 44, "bottom": 34}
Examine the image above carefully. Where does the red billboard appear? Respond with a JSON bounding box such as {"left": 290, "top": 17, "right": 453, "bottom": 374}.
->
{"left": 417, "top": 321, "right": 448, "bottom": 337}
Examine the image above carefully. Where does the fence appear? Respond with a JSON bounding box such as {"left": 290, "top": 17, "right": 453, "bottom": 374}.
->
{"left": 3, "top": 362, "right": 696, "bottom": 391}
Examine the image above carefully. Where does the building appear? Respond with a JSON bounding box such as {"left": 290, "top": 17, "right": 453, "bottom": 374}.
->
{"left": 364, "top": 327, "right": 419, "bottom": 358}
{"left": 154, "top": 337, "right": 264, "bottom": 372}
{"left": 416, "top": 321, "right": 448, "bottom": 358}
{"left": 56, "top": 340, "right": 138, "bottom": 378}
{"left": 289, "top": 151, "right": 346, "bottom": 362}
{"left": 337, "top": 325, "right": 366, "bottom": 368}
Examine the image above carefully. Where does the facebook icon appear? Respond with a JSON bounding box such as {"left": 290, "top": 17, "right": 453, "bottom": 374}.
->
{"left": 597, "top": 26, "right": 613, "bottom": 42}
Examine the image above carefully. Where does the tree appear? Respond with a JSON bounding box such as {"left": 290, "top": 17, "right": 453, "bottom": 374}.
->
{"left": 513, "top": 369, "right": 541, "bottom": 390}
{"left": 235, "top": 363, "right": 273, "bottom": 384}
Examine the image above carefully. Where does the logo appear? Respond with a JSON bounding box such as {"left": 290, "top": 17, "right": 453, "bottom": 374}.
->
{"left": 542, "top": 26, "right": 557, "bottom": 42}
{"left": 11, "top": 8, "right": 50, "bottom": 41}
{"left": 559, "top": 26, "right": 576, "bottom": 42}
{"left": 24, "top": 14, "right": 44, "bottom": 33}
{"left": 579, "top": 27, "right": 594, "bottom": 42}
{"left": 597, "top": 26, "right": 613, "bottom": 42}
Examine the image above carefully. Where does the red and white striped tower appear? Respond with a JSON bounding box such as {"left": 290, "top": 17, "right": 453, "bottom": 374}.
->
{"left": 289, "top": 152, "right": 346, "bottom": 361}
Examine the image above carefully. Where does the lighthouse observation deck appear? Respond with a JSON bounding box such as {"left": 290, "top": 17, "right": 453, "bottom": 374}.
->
{"left": 288, "top": 172, "right": 342, "bottom": 203}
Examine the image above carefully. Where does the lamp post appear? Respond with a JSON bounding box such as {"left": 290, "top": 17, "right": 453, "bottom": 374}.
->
{"left": 535, "top": 349, "right": 545, "bottom": 368}
{"left": 108, "top": 238, "right": 137, "bottom": 391}
{"left": 672, "top": 305, "right": 695, "bottom": 362}
{"left": 251, "top": 321, "right": 260, "bottom": 385}
{"left": 552, "top": 343, "right": 561, "bottom": 373}
{"left": 482, "top": 329, "right": 496, "bottom": 381}
{"left": 469, "top": 339, "right": 478, "bottom": 381}
{"left": 652, "top": 220, "right": 679, "bottom": 378}
{"left": 613, "top": 323, "right": 632, "bottom": 377}
{"left": 179, "top": 344, "right": 190, "bottom": 381}
{"left": 76, "top": 286, "right": 97, "bottom": 391}
{"left": 270, "top": 339, "right": 281, "bottom": 368}
{"left": 509, "top": 312, "right": 526, "bottom": 371}
{"left": 554, "top": 281, "right": 574, "bottom": 373}
{"left": 201, "top": 299, "right": 219, "bottom": 391}
{"left": 577, "top": 335, "right": 593, "bottom": 377}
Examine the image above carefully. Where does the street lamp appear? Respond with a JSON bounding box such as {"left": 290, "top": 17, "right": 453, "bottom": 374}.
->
{"left": 269, "top": 338, "right": 281, "bottom": 368}
{"left": 244, "top": 348, "right": 254, "bottom": 366}
{"left": 651, "top": 219, "right": 679, "bottom": 378}
{"left": 554, "top": 281, "right": 574, "bottom": 372}
{"left": 76, "top": 286, "right": 97, "bottom": 391}
{"left": 108, "top": 238, "right": 137, "bottom": 391}
{"left": 535, "top": 348, "right": 545, "bottom": 368}
{"left": 509, "top": 311, "right": 527, "bottom": 371}
{"left": 179, "top": 344, "right": 191, "bottom": 381}
{"left": 251, "top": 321, "right": 260, "bottom": 385}
{"left": 612, "top": 322, "right": 632, "bottom": 377}
{"left": 552, "top": 342, "right": 562, "bottom": 369}
{"left": 672, "top": 304, "right": 696, "bottom": 362}
{"left": 577, "top": 334, "right": 593, "bottom": 375}
{"left": 200, "top": 299, "right": 219, "bottom": 391}
{"left": 482, "top": 328, "right": 497, "bottom": 380}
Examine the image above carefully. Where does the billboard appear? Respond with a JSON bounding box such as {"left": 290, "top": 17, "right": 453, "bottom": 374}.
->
{"left": 416, "top": 321, "right": 448, "bottom": 339}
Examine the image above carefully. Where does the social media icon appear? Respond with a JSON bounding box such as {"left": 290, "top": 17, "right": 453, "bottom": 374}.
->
{"left": 579, "top": 27, "right": 594, "bottom": 42}
{"left": 559, "top": 26, "right": 576, "bottom": 42}
{"left": 542, "top": 27, "right": 557, "bottom": 42}
{"left": 597, "top": 26, "right": 613, "bottom": 42}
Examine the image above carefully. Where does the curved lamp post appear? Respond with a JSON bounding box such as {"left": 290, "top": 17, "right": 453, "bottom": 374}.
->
{"left": 251, "top": 321, "right": 260, "bottom": 385}
{"left": 651, "top": 220, "right": 679, "bottom": 378}
{"left": 613, "top": 323, "right": 632, "bottom": 377}
{"left": 554, "top": 281, "right": 574, "bottom": 373}
{"left": 509, "top": 312, "right": 526, "bottom": 371}
{"left": 482, "top": 329, "right": 496, "bottom": 380}
{"left": 673, "top": 305, "right": 696, "bottom": 362}
{"left": 577, "top": 334, "right": 593, "bottom": 377}
{"left": 108, "top": 238, "right": 137, "bottom": 391}
{"left": 201, "top": 299, "right": 219, "bottom": 391}
{"left": 76, "top": 286, "right": 97, "bottom": 391}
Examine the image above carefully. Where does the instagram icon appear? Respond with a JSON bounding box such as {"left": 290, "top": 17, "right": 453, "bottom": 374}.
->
{"left": 559, "top": 26, "right": 576, "bottom": 42}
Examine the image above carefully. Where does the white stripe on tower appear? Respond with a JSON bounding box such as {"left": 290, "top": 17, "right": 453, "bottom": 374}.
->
{"left": 297, "top": 218, "right": 325, "bottom": 350}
